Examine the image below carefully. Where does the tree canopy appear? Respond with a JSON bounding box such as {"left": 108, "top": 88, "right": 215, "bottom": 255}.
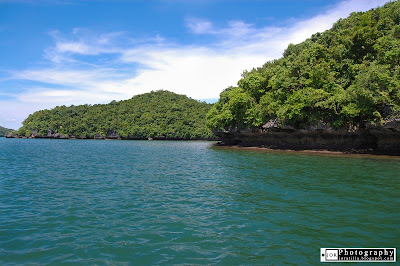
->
{"left": 207, "top": 1, "right": 400, "bottom": 131}
{"left": 0, "top": 126, "right": 13, "bottom": 137}
{"left": 18, "top": 90, "right": 215, "bottom": 139}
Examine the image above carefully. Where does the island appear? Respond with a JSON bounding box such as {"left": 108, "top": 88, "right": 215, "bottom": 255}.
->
{"left": 10, "top": 90, "right": 216, "bottom": 140}
{"left": 206, "top": 1, "right": 400, "bottom": 155}
{"left": 0, "top": 126, "right": 14, "bottom": 137}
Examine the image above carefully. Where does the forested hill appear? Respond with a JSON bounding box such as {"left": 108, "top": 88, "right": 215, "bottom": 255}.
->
{"left": 17, "top": 90, "right": 215, "bottom": 140}
{"left": 207, "top": 0, "right": 400, "bottom": 132}
{"left": 0, "top": 126, "right": 13, "bottom": 137}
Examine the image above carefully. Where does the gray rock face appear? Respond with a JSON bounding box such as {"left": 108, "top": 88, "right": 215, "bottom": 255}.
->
{"left": 106, "top": 131, "right": 120, "bottom": 139}
{"left": 94, "top": 133, "right": 105, "bottom": 140}
{"left": 216, "top": 119, "right": 400, "bottom": 155}
{"left": 383, "top": 118, "right": 400, "bottom": 131}
{"left": 5, "top": 132, "right": 16, "bottom": 138}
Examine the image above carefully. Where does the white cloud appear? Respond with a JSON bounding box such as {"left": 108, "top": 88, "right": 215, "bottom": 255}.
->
{"left": 185, "top": 18, "right": 214, "bottom": 34}
{"left": 2, "top": 0, "right": 389, "bottom": 129}
{"left": 14, "top": 69, "right": 106, "bottom": 87}
{"left": 123, "top": 49, "right": 264, "bottom": 99}
{"left": 56, "top": 41, "right": 91, "bottom": 54}
{"left": 0, "top": 101, "right": 56, "bottom": 130}
{"left": 185, "top": 17, "right": 253, "bottom": 38}
{"left": 17, "top": 88, "right": 118, "bottom": 104}
{"left": 44, "top": 29, "right": 126, "bottom": 63}
{"left": 11, "top": 69, "right": 138, "bottom": 104}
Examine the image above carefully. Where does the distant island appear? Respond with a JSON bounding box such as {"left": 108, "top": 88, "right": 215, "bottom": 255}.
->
{"left": 10, "top": 90, "right": 216, "bottom": 140}
{"left": 207, "top": 1, "right": 400, "bottom": 155}
{"left": 0, "top": 126, "right": 14, "bottom": 137}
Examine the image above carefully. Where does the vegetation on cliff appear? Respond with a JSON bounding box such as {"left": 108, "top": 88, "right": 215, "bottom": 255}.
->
{"left": 18, "top": 90, "right": 215, "bottom": 139}
{"left": 0, "top": 126, "right": 13, "bottom": 137}
{"left": 207, "top": 1, "right": 400, "bottom": 131}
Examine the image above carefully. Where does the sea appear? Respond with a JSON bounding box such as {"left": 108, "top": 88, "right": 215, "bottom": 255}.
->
{"left": 0, "top": 138, "right": 399, "bottom": 264}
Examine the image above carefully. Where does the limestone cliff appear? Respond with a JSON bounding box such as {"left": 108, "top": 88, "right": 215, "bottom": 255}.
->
{"left": 215, "top": 118, "right": 400, "bottom": 155}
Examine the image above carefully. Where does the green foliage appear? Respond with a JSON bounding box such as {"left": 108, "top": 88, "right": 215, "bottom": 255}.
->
{"left": 207, "top": 1, "right": 400, "bottom": 130}
{"left": 0, "top": 126, "right": 13, "bottom": 137}
{"left": 18, "top": 90, "right": 215, "bottom": 139}
{"left": 206, "top": 87, "right": 262, "bottom": 130}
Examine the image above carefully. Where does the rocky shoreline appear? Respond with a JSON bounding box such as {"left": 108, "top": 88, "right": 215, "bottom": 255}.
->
{"left": 5, "top": 130, "right": 218, "bottom": 141}
{"left": 6, "top": 119, "right": 400, "bottom": 155}
{"left": 214, "top": 118, "right": 400, "bottom": 156}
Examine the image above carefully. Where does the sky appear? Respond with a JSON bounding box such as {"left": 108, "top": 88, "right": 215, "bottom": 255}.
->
{"left": 0, "top": 0, "right": 390, "bottom": 129}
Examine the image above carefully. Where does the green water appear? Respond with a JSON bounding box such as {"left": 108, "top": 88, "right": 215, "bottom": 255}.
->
{"left": 0, "top": 138, "right": 399, "bottom": 264}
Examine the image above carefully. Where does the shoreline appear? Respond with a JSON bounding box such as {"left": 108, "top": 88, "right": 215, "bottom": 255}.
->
{"left": 4, "top": 136, "right": 400, "bottom": 158}
{"left": 4, "top": 135, "right": 219, "bottom": 141}
{"left": 213, "top": 122, "right": 400, "bottom": 157}
{"left": 212, "top": 143, "right": 400, "bottom": 159}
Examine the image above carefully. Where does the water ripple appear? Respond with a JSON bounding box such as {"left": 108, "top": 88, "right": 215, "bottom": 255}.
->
{"left": 0, "top": 139, "right": 399, "bottom": 264}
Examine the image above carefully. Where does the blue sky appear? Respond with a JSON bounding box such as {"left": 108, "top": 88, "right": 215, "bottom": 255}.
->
{"left": 0, "top": 0, "right": 389, "bottom": 129}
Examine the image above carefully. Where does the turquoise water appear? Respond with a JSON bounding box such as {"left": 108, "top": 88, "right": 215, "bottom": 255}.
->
{"left": 0, "top": 138, "right": 399, "bottom": 265}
